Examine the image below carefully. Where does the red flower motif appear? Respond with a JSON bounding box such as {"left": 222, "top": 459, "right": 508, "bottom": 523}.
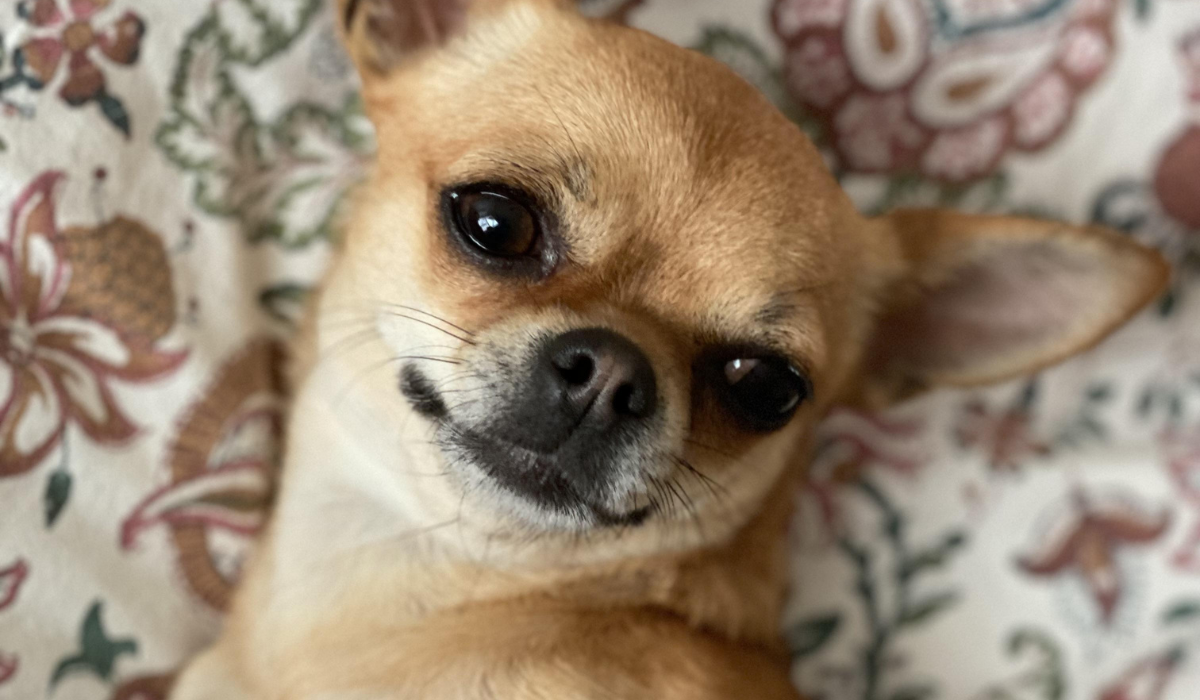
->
{"left": 0, "top": 653, "right": 15, "bottom": 687}
{"left": 0, "top": 559, "right": 27, "bottom": 611}
{"left": 0, "top": 559, "right": 28, "bottom": 687}
{"left": 955, "top": 398, "right": 1051, "bottom": 472}
{"left": 1152, "top": 30, "right": 1200, "bottom": 231}
{"left": 1097, "top": 648, "right": 1184, "bottom": 700}
{"left": 1161, "top": 428, "right": 1200, "bottom": 573}
{"left": 17, "top": 0, "right": 144, "bottom": 106}
{"left": 1017, "top": 490, "right": 1171, "bottom": 625}
{"left": 122, "top": 340, "right": 284, "bottom": 610}
{"left": 1, "top": 172, "right": 187, "bottom": 476}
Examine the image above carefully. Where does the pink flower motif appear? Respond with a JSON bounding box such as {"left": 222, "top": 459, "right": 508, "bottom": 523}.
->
{"left": 835, "top": 93, "right": 926, "bottom": 171}
{"left": 1, "top": 172, "right": 187, "bottom": 477}
{"left": 1012, "top": 72, "right": 1071, "bottom": 148}
{"left": 1161, "top": 429, "right": 1200, "bottom": 573}
{"left": 1097, "top": 648, "right": 1184, "bottom": 700}
{"left": 772, "top": 0, "right": 1120, "bottom": 180}
{"left": 0, "top": 559, "right": 27, "bottom": 611}
{"left": 0, "top": 654, "right": 15, "bottom": 687}
{"left": 923, "top": 116, "right": 1007, "bottom": 180}
{"left": 17, "top": 0, "right": 144, "bottom": 107}
{"left": 775, "top": 0, "right": 847, "bottom": 37}
{"left": 0, "top": 559, "right": 28, "bottom": 687}
{"left": 786, "top": 32, "right": 852, "bottom": 108}
{"left": 1017, "top": 490, "right": 1171, "bottom": 625}
{"left": 1060, "top": 26, "right": 1110, "bottom": 84}
{"left": 955, "top": 398, "right": 1050, "bottom": 472}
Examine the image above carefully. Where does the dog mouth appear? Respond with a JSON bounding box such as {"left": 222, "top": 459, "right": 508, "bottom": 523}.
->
{"left": 400, "top": 364, "right": 653, "bottom": 528}
{"left": 446, "top": 426, "right": 654, "bottom": 527}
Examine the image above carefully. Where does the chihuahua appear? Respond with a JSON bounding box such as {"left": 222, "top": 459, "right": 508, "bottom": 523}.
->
{"left": 169, "top": 0, "right": 1168, "bottom": 698}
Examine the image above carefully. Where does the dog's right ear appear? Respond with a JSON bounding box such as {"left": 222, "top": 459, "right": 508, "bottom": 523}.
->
{"left": 337, "top": 0, "right": 468, "bottom": 74}
{"left": 337, "top": 0, "right": 567, "bottom": 77}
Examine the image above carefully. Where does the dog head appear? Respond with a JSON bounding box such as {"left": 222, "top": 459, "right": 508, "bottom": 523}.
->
{"left": 317, "top": 0, "right": 1167, "bottom": 559}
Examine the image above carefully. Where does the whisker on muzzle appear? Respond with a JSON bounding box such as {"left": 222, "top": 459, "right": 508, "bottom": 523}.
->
{"left": 322, "top": 302, "right": 478, "bottom": 346}
{"left": 333, "top": 354, "right": 464, "bottom": 406}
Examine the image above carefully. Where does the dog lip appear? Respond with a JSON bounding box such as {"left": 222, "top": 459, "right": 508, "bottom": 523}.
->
{"left": 400, "top": 364, "right": 448, "bottom": 420}
{"left": 446, "top": 424, "right": 651, "bottom": 528}
{"left": 593, "top": 502, "right": 652, "bottom": 528}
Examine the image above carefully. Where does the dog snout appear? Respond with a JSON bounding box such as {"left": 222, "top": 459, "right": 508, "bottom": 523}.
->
{"left": 504, "top": 328, "right": 658, "bottom": 453}
{"left": 548, "top": 328, "right": 657, "bottom": 425}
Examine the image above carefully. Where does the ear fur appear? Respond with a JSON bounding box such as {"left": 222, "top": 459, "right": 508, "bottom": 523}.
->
{"left": 860, "top": 208, "right": 1169, "bottom": 406}
{"left": 336, "top": 0, "right": 570, "bottom": 76}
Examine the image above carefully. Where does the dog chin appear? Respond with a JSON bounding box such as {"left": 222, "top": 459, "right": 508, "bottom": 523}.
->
{"left": 438, "top": 425, "right": 655, "bottom": 530}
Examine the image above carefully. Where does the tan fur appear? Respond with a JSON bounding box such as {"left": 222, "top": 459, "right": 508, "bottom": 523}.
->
{"left": 170, "top": 2, "right": 1168, "bottom": 699}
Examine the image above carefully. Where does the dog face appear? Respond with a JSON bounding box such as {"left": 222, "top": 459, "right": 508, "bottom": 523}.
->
{"left": 318, "top": 0, "right": 1166, "bottom": 556}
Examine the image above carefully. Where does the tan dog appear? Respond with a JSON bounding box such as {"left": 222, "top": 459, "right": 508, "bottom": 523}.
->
{"left": 169, "top": 1, "right": 1169, "bottom": 698}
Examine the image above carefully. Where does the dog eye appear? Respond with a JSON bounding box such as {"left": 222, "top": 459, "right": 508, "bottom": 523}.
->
{"left": 711, "top": 354, "right": 811, "bottom": 432}
{"left": 448, "top": 188, "right": 539, "bottom": 257}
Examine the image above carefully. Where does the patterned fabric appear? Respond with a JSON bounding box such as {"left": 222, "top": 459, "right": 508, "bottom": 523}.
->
{"left": 0, "top": 1, "right": 1198, "bottom": 698}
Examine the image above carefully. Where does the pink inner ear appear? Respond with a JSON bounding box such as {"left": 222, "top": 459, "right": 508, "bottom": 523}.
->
{"left": 362, "top": 0, "right": 468, "bottom": 56}
{"left": 880, "top": 240, "right": 1105, "bottom": 378}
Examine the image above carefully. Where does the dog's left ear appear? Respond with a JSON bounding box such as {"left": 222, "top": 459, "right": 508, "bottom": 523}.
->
{"left": 858, "top": 209, "right": 1169, "bottom": 406}
{"left": 337, "top": 0, "right": 569, "bottom": 77}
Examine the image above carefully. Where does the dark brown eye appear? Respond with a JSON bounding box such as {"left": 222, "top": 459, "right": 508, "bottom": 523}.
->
{"left": 449, "top": 188, "right": 539, "bottom": 257}
{"left": 709, "top": 353, "right": 811, "bottom": 432}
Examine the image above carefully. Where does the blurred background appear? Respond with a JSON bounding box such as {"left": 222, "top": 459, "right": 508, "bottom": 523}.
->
{"left": 1, "top": 0, "right": 1199, "bottom": 698}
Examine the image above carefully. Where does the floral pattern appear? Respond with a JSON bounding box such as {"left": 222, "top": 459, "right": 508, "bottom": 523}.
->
{"left": 1, "top": 171, "right": 186, "bottom": 478}
{"left": 1018, "top": 490, "right": 1172, "bottom": 626}
{"left": 955, "top": 382, "right": 1051, "bottom": 472}
{"left": 122, "top": 339, "right": 286, "bottom": 611}
{"left": 0, "top": 558, "right": 28, "bottom": 687}
{"left": 771, "top": 0, "right": 1121, "bottom": 180}
{"left": 14, "top": 0, "right": 145, "bottom": 135}
{"left": 1, "top": 1, "right": 1200, "bottom": 699}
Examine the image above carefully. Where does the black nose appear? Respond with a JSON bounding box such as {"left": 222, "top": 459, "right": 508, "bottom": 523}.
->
{"left": 503, "top": 328, "right": 658, "bottom": 453}
{"left": 546, "top": 328, "right": 658, "bottom": 425}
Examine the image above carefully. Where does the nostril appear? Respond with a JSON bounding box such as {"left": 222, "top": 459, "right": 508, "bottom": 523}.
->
{"left": 555, "top": 352, "right": 595, "bottom": 386}
{"left": 612, "top": 382, "right": 646, "bottom": 417}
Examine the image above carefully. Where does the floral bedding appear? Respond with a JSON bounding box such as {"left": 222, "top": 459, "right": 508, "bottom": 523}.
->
{"left": 1, "top": 0, "right": 1199, "bottom": 698}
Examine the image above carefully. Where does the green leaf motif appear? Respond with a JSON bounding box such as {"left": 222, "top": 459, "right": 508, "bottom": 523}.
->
{"left": 975, "top": 628, "right": 1068, "bottom": 700}
{"left": 260, "top": 283, "right": 312, "bottom": 325}
{"left": 216, "top": 0, "right": 323, "bottom": 66}
{"left": 786, "top": 613, "right": 841, "bottom": 658}
{"left": 97, "top": 92, "right": 131, "bottom": 138}
{"left": 50, "top": 602, "right": 138, "bottom": 688}
{"left": 1014, "top": 632, "right": 1066, "bottom": 700}
{"left": 888, "top": 684, "right": 935, "bottom": 700}
{"left": 898, "top": 591, "right": 958, "bottom": 627}
{"left": 902, "top": 531, "right": 968, "bottom": 578}
{"left": 863, "top": 172, "right": 1013, "bottom": 218}
{"left": 1159, "top": 288, "right": 1178, "bottom": 317}
{"left": 1163, "top": 600, "right": 1200, "bottom": 625}
{"left": 156, "top": 5, "right": 371, "bottom": 248}
{"left": 45, "top": 468, "right": 72, "bottom": 527}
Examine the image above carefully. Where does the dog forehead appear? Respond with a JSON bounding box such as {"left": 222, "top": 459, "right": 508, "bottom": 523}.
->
{"left": 407, "top": 7, "right": 837, "bottom": 193}
{"left": 392, "top": 6, "right": 855, "bottom": 326}
{"left": 439, "top": 13, "right": 845, "bottom": 263}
